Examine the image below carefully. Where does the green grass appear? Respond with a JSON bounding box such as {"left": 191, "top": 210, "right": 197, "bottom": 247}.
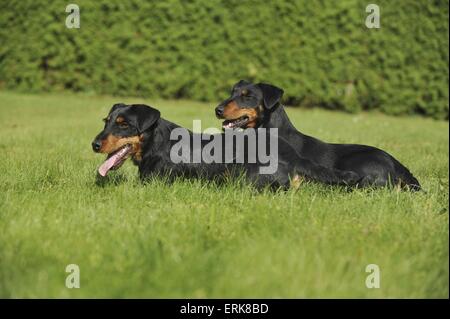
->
{"left": 0, "top": 91, "right": 448, "bottom": 298}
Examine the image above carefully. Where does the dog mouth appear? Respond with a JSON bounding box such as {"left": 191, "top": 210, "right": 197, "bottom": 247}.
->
{"left": 222, "top": 116, "right": 249, "bottom": 129}
{"left": 98, "top": 144, "right": 132, "bottom": 177}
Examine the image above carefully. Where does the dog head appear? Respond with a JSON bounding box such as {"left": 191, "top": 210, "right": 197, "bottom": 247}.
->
{"left": 92, "top": 103, "right": 160, "bottom": 176}
{"left": 215, "top": 80, "right": 284, "bottom": 129}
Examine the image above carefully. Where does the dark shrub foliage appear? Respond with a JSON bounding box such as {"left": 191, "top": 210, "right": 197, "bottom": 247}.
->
{"left": 0, "top": 0, "right": 448, "bottom": 119}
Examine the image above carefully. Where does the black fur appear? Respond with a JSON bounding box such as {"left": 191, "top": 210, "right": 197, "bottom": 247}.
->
{"left": 93, "top": 104, "right": 361, "bottom": 189}
{"left": 215, "top": 81, "right": 420, "bottom": 190}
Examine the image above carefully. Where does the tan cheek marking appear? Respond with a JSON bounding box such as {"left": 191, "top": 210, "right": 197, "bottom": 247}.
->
{"left": 100, "top": 134, "right": 120, "bottom": 153}
{"left": 245, "top": 108, "right": 259, "bottom": 127}
{"left": 100, "top": 134, "right": 141, "bottom": 154}
{"left": 223, "top": 101, "right": 259, "bottom": 123}
{"left": 132, "top": 135, "right": 144, "bottom": 162}
{"left": 223, "top": 101, "right": 240, "bottom": 119}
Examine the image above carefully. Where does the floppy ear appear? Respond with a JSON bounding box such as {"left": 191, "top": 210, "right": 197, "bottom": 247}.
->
{"left": 128, "top": 104, "right": 161, "bottom": 133}
{"left": 257, "top": 83, "right": 284, "bottom": 109}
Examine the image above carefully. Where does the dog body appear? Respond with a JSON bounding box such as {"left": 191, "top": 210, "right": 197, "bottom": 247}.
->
{"left": 215, "top": 81, "right": 420, "bottom": 190}
{"left": 92, "top": 103, "right": 360, "bottom": 189}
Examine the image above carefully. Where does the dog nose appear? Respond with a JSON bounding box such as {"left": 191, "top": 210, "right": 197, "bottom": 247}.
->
{"left": 92, "top": 140, "right": 102, "bottom": 152}
{"left": 215, "top": 106, "right": 224, "bottom": 118}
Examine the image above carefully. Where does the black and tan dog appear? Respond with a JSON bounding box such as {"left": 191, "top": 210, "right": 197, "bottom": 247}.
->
{"left": 92, "top": 103, "right": 360, "bottom": 189}
{"left": 215, "top": 80, "right": 420, "bottom": 190}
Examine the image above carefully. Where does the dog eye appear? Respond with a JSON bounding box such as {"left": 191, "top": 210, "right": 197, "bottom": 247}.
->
{"left": 119, "top": 122, "right": 129, "bottom": 128}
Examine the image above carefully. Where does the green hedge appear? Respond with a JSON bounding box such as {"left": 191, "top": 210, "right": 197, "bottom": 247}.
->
{"left": 0, "top": 0, "right": 448, "bottom": 119}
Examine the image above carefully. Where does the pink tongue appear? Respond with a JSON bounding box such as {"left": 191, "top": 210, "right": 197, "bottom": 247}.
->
{"left": 98, "top": 146, "right": 130, "bottom": 177}
{"left": 98, "top": 154, "right": 120, "bottom": 177}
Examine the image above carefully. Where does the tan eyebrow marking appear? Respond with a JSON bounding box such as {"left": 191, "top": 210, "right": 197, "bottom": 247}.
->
{"left": 116, "top": 116, "right": 125, "bottom": 123}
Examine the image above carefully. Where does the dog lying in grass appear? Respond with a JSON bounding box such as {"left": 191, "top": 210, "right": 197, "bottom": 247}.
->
{"left": 92, "top": 103, "right": 360, "bottom": 189}
{"left": 215, "top": 80, "right": 421, "bottom": 190}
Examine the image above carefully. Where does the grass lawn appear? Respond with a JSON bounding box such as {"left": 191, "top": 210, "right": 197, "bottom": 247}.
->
{"left": 0, "top": 91, "right": 448, "bottom": 298}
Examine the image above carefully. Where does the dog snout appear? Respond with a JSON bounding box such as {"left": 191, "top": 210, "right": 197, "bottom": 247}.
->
{"left": 92, "top": 140, "right": 102, "bottom": 152}
{"left": 215, "top": 106, "right": 224, "bottom": 118}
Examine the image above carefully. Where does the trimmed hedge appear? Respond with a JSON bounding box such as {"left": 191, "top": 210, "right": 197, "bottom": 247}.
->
{"left": 0, "top": 0, "right": 448, "bottom": 119}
